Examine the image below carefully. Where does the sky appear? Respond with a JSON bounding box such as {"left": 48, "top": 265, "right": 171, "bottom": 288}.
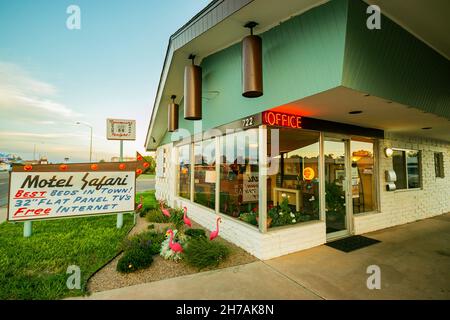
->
{"left": 0, "top": 0, "right": 210, "bottom": 163}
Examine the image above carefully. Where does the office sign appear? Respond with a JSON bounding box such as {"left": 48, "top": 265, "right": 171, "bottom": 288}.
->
{"left": 107, "top": 118, "right": 136, "bottom": 140}
{"left": 262, "top": 111, "right": 302, "bottom": 129}
{"left": 7, "top": 152, "right": 149, "bottom": 222}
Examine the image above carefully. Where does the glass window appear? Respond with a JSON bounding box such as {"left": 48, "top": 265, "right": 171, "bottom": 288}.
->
{"left": 351, "top": 139, "right": 377, "bottom": 214}
{"left": 392, "top": 149, "right": 421, "bottom": 189}
{"left": 434, "top": 152, "right": 445, "bottom": 178}
{"left": 267, "top": 128, "right": 320, "bottom": 228}
{"left": 193, "top": 138, "right": 216, "bottom": 210}
{"left": 177, "top": 144, "right": 191, "bottom": 200}
{"left": 219, "top": 129, "right": 259, "bottom": 226}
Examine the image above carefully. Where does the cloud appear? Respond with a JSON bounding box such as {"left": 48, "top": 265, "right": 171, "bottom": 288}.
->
{"left": 0, "top": 62, "right": 81, "bottom": 121}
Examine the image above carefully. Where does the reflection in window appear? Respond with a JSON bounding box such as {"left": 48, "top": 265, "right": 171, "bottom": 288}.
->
{"left": 219, "top": 129, "right": 259, "bottom": 226}
{"left": 177, "top": 144, "right": 191, "bottom": 200}
{"left": 194, "top": 139, "right": 216, "bottom": 210}
{"left": 267, "top": 128, "right": 320, "bottom": 228}
{"left": 351, "top": 139, "right": 377, "bottom": 214}
{"left": 393, "top": 149, "right": 421, "bottom": 190}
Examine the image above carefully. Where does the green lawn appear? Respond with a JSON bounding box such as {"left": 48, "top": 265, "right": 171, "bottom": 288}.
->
{"left": 0, "top": 214, "right": 133, "bottom": 300}
{"left": 136, "top": 190, "right": 158, "bottom": 211}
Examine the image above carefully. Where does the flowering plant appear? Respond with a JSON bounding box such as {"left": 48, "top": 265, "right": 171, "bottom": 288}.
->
{"left": 160, "top": 229, "right": 187, "bottom": 261}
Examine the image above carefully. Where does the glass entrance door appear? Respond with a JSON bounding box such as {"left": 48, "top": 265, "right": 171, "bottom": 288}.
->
{"left": 324, "top": 138, "right": 351, "bottom": 239}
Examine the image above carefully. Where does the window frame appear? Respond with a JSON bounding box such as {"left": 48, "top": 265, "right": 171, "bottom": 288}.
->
{"left": 392, "top": 148, "right": 422, "bottom": 191}
{"left": 434, "top": 152, "right": 445, "bottom": 179}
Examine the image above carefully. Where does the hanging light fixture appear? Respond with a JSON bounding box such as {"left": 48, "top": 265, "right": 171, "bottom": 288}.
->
{"left": 242, "top": 21, "right": 263, "bottom": 98}
{"left": 168, "top": 95, "right": 179, "bottom": 132}
{"left": 184, "top": 54, "right": 202, "bottom": 120}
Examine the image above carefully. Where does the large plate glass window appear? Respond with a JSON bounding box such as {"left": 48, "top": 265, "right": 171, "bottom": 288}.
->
{"left": 266, "top": 128, "right": 320, "bottom": 228}
{"left": 351, "top": 138, "right": 377, "bottom": 213}
{"left": 177, "top": 144, "right": 191, "bottom": 199}
{"left": 193, "top": 138, "right": 216, "bottom": 210}
{"left": 219, "top": 129, "right": 259, "bottom": 226}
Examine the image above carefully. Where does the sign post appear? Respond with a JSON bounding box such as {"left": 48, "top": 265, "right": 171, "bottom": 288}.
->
{"left": 106, "top": 118, "right": 137, "bottom": 229}
{"left": 116, "top": 140, "right": 124, "bottom": 229}
{"left": 24, "top": 221, "right": 32, "bottom": 237}
{"left": 7, "top": 152, "right": 149, "bottom": 237}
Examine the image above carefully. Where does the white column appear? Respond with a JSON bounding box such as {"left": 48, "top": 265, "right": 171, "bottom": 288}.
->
{"left": 215, "top": 136, "right": 221, "bottom": 214}
{"left": 190, "top": 142, "right": 195, "bottom": 203}
{"left": 258, "top": 125, "right": 268, "bottom": 233}
{"left": 319, "top": 132, "right": 325, "bottom": 221}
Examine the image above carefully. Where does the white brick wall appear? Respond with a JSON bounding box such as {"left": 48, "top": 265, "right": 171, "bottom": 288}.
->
{"left": 353, "top": 133, "right": 450, "bottom": 234}
{"left": 156, "top": 134, "right": 450, "bottom": 260}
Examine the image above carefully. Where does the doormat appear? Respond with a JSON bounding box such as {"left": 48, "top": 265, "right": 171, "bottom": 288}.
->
{"left": 326, "top": 235, "right": 380, "bottom": 253}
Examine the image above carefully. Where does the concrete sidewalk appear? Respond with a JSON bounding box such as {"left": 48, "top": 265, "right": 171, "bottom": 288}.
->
{"left": 77, "top": 213, "right": 450, "bottom": 300}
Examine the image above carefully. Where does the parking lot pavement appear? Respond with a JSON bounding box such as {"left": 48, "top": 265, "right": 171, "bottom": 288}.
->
{"left": 0, "top": 171, "right": 8, "bottom": 208}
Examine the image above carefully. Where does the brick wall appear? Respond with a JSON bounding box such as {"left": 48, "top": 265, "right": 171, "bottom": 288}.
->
{"left": 353, "top": 134, "right": 450, "bottom": 234}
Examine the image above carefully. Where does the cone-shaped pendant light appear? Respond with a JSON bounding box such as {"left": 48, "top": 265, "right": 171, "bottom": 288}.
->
{"left": 168, "top": 95, "right": 179, "bottom": 132}
{"left": 184, "top": 54, "right": 202, "bottom": 120}
{"left": 242, "top": 22, "right": 263, "bottom": 98}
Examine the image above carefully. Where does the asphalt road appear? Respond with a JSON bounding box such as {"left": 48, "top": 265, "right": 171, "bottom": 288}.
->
{"left": 0, "top": 172, "right": 155, "bottom": 208}
{"left": 136, "top": 178, "right": 155, "bottom": 192}
{"left": 0, "top": 172, "right": 8, "bottom": 207}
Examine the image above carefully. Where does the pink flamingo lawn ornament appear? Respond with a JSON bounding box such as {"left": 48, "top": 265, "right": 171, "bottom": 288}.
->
{"left": 135, "top": 195, "right": 143, "bottom": 212}
{"left": 160, "top": 201, "right": 171, "bottom": 218}
{"left": 166, "top": 229, "right": 183, "bottom": 253}
{"left": 209, "top": 217, "right": 222, "bottom": 241}
{"left": 183, "top": 207, "right": 192, "bottom": 228}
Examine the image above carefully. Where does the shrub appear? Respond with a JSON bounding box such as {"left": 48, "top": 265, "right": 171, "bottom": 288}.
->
{"left": 117, "top": 247, "right": 153, "bottom": 273}
{"left": 146, "top": 209, "right": 170, "bottom": 223}
{"left": 169, "top": 208, "right": 185, "bottom": 230}
{"left": 148, "top": 224, "right": 155, "bottom": 230}
{"left": 185, "top": 228, "right": 206, "bottom": 239}
{"left": 121, "top": 231, "right": 165, "bottom": 255}
{"left": 139, "top": 210, "right": 147, "bottom": 218}
{"left": 184, "top": 238, "right": 230, "bottom": 270}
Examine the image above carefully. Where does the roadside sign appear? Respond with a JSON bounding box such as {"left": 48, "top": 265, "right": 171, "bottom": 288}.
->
{"left": 7, "top": 152, "right": 149, "bottom": 222}
{"left": 106, "top": 118, "right": 136, "bottom": 140}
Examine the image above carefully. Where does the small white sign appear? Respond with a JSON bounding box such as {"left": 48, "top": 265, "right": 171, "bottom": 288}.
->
{"left": 8, "top": 171, "right": 135, "bottom": 221}
{"left": 243, "top": 172, "right": 258, "bottom": 202}
{"left": 107, "top": 118, "right": 136, "bottom": 140}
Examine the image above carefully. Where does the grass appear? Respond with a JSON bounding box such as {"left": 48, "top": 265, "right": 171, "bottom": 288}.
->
{"left": 0, "top": 214, "right": 133, "bottom": 300}
{"left": 135, "top": 190, "right": 158, "bottom": 212}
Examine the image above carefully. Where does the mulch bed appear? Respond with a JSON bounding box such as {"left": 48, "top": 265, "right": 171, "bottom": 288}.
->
{"left": 87, "top": 216, "right": 257, "bottom": 293}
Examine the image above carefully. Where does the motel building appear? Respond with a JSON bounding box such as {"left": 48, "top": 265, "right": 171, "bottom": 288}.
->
{"left": 145, "top": 0, "right": 450, "bottom": 260}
